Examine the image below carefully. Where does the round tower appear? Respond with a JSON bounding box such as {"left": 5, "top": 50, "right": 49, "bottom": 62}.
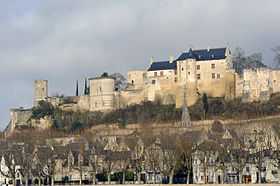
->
{"left": 89, "top": 77, "right": 115, "bottom": 111}
{"left": 34, "top": 80, "right": 48, "bottom": 106}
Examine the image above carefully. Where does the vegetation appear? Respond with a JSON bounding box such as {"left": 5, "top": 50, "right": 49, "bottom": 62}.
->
{"left": 30, "top": 93, "right": 280, "bottom": 132}
{"left": 232, "top": 47, "right": 266, "bottom": 75}
{"left": 31, "top": 101, "right": 54, "bottom": 119}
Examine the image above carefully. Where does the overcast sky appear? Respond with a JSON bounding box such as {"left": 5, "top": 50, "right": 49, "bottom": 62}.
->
{"left": 1, "top": 0, "right": 280, "bottom": 129}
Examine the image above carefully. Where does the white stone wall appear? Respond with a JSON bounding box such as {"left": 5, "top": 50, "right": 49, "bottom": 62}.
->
{"left": 127, "top": 70, "right": 146, "bottom": 90}
{"left": 89, "top": 77, "right": 115, "bottom": 111}
{"left": 34, "top": 80, "right": 48, "bottom": 106}
{"left": 241, "top": 68, "right": 279, "bottom": 102}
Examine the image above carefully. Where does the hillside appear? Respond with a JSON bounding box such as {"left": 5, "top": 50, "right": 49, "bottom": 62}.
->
{"left": 25, "top": 93, "right": 280, "bottom": 134}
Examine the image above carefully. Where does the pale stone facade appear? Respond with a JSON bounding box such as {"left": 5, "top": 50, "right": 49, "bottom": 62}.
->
{"left": 89, "top": 77, "right": 116, "bottom": 111}
{"left": 237, "top": 68, "right": 280, "bottom": 102}
{"left": 133, "top": 47, "right": 236, "bottom": 107}
{"left": 9, "top": 108, "right": 32, "bottom": 131}
{"left": 127, "top": 70, "right": 146, "bottom": 90}
{"left": 34, "top": 80, "right": 48, "bottom": 106}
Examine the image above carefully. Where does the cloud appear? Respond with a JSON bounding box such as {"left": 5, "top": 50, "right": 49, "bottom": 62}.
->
{"left": 0, "top": 0, "right": 280, "bottom": 129}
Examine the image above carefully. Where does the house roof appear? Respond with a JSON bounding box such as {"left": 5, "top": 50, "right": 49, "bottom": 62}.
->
{"left": 177, "top": 47, "right": 227, "bottom": 61}
{"left": 147, "top": 47, "right": 227, "bottom": 71}
{"left": 147, "top": 61, "right": 177, "bottom": 71}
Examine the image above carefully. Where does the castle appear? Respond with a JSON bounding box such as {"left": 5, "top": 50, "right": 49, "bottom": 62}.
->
{"left": 7, "top": 47, "right": 280, "bottom": 133}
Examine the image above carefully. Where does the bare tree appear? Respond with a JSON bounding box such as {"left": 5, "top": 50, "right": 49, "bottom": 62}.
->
{"left": 160, "top": 135, "right": 180, "bottom": 184}
{"left": 272, "top": 46, "right": 280, "bottom": 68}
{"left": 0, "top": 151, "right": 17, "bottom": 186}
{"left": 104, "top": 151, "right": 115, "bottom": 184}
{"left": 197, "top": 140, "right": 220, "bottom": 184}
{"left": 89, "top": 153, "right": 99, "bottom": 184}
{"left": 144, "top": 138, "right": 162, "bottom": 184}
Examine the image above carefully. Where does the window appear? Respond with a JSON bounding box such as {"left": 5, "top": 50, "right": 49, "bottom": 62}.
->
{"left": 212, "top": 73, "right": 215, "bottom": 79}
{"left": 131, "top": 80, "right": 134, "bottom": 84}
{"left": 160, "top": 71, "right": 164, "bottom": 76}
{"left": 246, "top": 167, "right": 250, "bottom": 172}
{"left": 175, "top": 77, "right": 177, "bottom": 82}
{"left": 188, "top": 72, "right": 191, "bottom": 75}
{"left": 181, "top": 67, "right": 184, "bottom": 71}
{"left": 197, "top": 74, "right": 201, "bottom": 80}
{"left": 217, "top": 74, "right": 220, "bottom": 79}
{"left": 211, "top": 63, "right": 215, "bottom": 69}
{"left": 174, "top": 70, "right": 177, "bottom": 75}
{"left": 152, "top": 80, "right": 156, "bottom": 84}
{"left": 197, "top": 65, "right": 200, "bottom": 70}
{"left": 154, "top": 72, "right": 157, "bottom": 77}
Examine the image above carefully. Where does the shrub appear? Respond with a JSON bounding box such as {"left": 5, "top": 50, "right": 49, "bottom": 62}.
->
{"left": 31, "top": 101, "right": 54, "bottom": 119}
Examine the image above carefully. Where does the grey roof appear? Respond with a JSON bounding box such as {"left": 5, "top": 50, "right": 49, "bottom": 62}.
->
{"left": 177, "top": 47, "right": 227, "bottom": 61}
{"left": 147, "top": 61, "right": 177, "bottom": 71}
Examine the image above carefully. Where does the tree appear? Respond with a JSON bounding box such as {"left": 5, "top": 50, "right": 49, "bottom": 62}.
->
{"left": 101, "top": 72, "right": 109, "bottom": 78}
{"left": 202, "top": 93, "right": 209, "bottom": 119}
{"left": 232, "top": 47, "right": 266, "bottom": 74}
{"left": 0, "top": 151, "right": 17, "bottom": 186}
{"left": 197, "top": 140, "right": 220, "bottom": 184}
{"left": 272, "top": 46, "right": 280, "bottom": 68}
{"left": 103, "top": 151, "right": 115, "bottom": 184}
{"left": 160, "top": 135, "right": 180, "bottom": 184}
{"left": 20, "top": 148, "right": 33, "bottom": 186}
{"left": 76, "top": 80, "right": 79, "bottom": 96}
{"left": 84, "top": 78, "right": 89, "bottom": 95}
{"left": 32, "top": 101, "right": 54, "bottom": 119}
{"left": 110, "top": 73, "right": 127, "bottom": 91}
{"left": 144, "top": 138, "right": 163, "bottom": 184}
{"left": 89, "top": 153, "right": 99, "bottom": 184}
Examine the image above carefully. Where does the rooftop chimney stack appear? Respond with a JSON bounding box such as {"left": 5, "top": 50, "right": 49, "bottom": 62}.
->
{"left": 150, "top": 57, "right": 154, "bottom": 64}
{"left": 169, "top": 56, "right": 174, "bottom": 63}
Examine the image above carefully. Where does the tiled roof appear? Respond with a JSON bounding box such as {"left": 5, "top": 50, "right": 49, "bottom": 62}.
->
{"left": 177, "top": 48, "right": 227, "bottom": 61}
{"left": 148, "top": 61, "right": 177, "bottom": 71}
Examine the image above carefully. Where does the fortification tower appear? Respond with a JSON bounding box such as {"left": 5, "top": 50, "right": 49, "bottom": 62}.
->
{"left": 34, "top": 80, "right": 48, "bottom": 106}
{"left": 89, "top": 76, "right": 115, "bottom": 111}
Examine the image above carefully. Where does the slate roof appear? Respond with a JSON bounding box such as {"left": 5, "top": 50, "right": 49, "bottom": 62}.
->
{"left": 177, "top": 48, "right": 227, "bottom": 61}
{"left": 147, "top": 61, "right": 177, "bottom": 71}
{"left": 147, "top": 47, "right": 227, "bottom": 71}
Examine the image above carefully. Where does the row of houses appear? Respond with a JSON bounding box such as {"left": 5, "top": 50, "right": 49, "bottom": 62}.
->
{"left": 1, "top": 122, "right": 280, "bottom": 185}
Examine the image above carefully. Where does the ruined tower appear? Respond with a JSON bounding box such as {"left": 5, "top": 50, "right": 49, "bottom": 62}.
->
{"left": 34, "top": 80, "right": 48, "bottom": 106}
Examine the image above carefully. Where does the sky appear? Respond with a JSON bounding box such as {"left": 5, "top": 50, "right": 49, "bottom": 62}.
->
{"left": 1, "top": 0, "right": 280, "bottom": 129}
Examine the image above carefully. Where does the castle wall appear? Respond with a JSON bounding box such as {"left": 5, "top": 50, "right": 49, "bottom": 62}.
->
{"left": 30, "top": 116, "right": 53, "bottom": 130}
{"left": 272, "top": 69, "right": 280, "bottom": 94}
{"left": 242, "top": 68, "right": 273, "bottom": 102}
{"left": 10, "top": 108, "right": 32, "bottom": 131}
{"left": 77, "top": 96, "right": 90, "bottom": 111}
{"left": 127, "top": 70, "right": 146, "bottom": 90}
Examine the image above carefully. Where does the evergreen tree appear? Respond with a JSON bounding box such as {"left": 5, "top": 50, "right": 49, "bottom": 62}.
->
{"left": 76, "top": 80, "right": 79, "bottom": 96}
{"left": 202, "top": 93, "right": 209, "bottom": 119}
{"left": 84, "top": 78, "right": 88, "bottom": 95}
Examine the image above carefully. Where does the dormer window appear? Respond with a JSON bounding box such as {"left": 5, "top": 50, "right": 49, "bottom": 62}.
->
{"left": 211, "top": 54, "right": 215, "bottom": 58}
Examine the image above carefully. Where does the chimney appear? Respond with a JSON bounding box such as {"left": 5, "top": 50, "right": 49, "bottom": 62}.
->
{"left": 150, "top": 57, "right": 154, "bottom": 64}
{"left": 169, "top": 56, "right": 174, "bottom": 63}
